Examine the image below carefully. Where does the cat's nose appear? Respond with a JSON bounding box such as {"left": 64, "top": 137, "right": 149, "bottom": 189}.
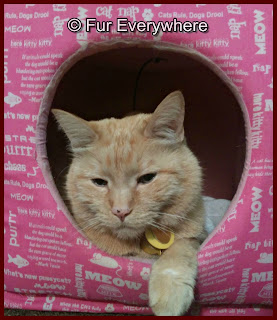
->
{"left": 112, "top": 207, "right": 132, "bottom": 222}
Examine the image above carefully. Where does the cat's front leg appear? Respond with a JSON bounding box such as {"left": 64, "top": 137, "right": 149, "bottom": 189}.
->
{"left": 149, "top": 237, "right": 200, "bottom": 316}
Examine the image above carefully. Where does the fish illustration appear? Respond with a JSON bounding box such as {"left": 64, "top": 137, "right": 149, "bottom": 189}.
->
{"left": 8, "top": 254, "right": 29, "bottom": 268}
{"left": 90, "top": 253, "right": 122, "bottom": 277}
{"left": 258, "top": 283, "right": 273, "bottom": 299}
{"left": 4, "top": 92, "right": 22, "bottom": 108}
{"left": 257, "top": 253, "right": 273, "bottom": 264}
{"left": 97, "top": 284, "right": 123, "bottom": 298}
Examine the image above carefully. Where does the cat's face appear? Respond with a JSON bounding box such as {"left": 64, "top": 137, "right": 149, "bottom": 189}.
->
{"left": 52, "top": 91, "right": 202, "bottom": 240}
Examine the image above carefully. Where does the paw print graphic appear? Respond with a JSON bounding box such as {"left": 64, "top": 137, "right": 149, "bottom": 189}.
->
{"left": 105, "top": 303, "right": 115, "bottom": 312}
{"left": 140, "top": 267, "right": 150, "bottom": 280}
{"left": 142, "top": 9, "right": 154, "bottom": 22}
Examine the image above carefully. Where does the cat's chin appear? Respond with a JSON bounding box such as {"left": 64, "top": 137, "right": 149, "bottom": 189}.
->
{"left": 113, "top": 225, "right": 144, "bottom": 240}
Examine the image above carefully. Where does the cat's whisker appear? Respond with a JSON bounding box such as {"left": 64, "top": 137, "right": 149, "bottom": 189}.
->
{"left": 159, "top": 212, "right": 185, "bottom": 219}
{"left": 149, "top": 222, "right": 185, "bottom": 240}
{"left": 78, "top": 215, "right": 98, "bottom": 223}
{"left": 66, "top": 218, "right": 102, "bottom": 242}
{"left": 148, "top": 222, "right": 176, "bottom": 235}
{"left": 54, "top": 165, "right": 71, "bottom": 181}
{"left": 159, "top": 212, "right": 196, "bottom": 224}
{"left": 79, "top": 219, "right": 101, "bottom": 230}
{"left": 148, "top": 223, "right": 169, "bottom": 235}
{"left": 152, "top": 220, "right": 174, "bottom": 230}
{"left": 154, "top": 224, "right": 176, "bottom": 235}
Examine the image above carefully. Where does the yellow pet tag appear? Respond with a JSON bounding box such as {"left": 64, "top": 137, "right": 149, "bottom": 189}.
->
{"left": 141, "top": 227, "right": 175, "bottom": 255}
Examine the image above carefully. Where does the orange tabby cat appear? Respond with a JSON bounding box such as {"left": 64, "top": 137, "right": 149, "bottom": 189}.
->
{"left": 52, "top": 91, "right": 205, "bottom": 316}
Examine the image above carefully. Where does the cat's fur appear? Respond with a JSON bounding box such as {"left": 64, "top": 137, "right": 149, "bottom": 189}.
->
{"left": 52, "top": 91, "right": 205, "bottom": 316}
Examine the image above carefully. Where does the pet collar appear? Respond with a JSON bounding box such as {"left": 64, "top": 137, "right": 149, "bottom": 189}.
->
{"left": 141, "top": 227, "right": 175, "bottom": 255}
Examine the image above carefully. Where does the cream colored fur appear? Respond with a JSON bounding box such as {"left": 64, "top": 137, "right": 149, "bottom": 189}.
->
{"left": 52, "top": 91, "right": 205, "bottom": 316}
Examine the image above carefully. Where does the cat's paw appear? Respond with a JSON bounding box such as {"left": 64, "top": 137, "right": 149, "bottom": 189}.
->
{"left": 149, "top": 267, "right": 194, "bottom": 316}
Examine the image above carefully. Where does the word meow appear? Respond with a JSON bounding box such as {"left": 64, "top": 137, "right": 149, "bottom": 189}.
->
{"left": 254, "top": 10, "right": 266, "bottom": 54}
{"left": 85, "top": 271, "right": 142, "bottom": 290}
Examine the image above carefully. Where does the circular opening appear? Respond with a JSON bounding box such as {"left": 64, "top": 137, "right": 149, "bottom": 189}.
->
{"left": 38, "top": 40, "right": 248, "bottom": 242}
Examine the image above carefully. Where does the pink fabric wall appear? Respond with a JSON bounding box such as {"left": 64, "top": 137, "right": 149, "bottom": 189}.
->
{"left": 4, "top": 4, "right": 273, "bottom": 316}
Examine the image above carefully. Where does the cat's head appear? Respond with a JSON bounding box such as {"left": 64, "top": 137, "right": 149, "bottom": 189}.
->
{"left": 52, "top": 91, "right": 202, "bottom": 240}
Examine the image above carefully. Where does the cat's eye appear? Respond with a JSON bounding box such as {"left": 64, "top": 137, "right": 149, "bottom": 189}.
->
{"left": 92, "top": 178, "right": 108, "bottom": 187}
{"left": 137, "top": 173, "right": 157, "bottom": 184}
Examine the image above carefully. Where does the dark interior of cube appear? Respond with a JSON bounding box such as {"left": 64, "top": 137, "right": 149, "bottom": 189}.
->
{"left": 46, "top": 46, "right": 246, "bottom": 201}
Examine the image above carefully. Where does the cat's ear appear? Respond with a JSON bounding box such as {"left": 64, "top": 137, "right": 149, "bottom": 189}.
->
{"left": 51, "top": 109, "right": 97, "bottom": 152}
{"left": 144, "top": 90, "right": 185, "bottom": 143}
